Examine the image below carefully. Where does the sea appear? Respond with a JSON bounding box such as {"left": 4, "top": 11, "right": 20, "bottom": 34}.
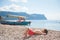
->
{"left": 7, "top": 20, "right": 60, "bottom": 31}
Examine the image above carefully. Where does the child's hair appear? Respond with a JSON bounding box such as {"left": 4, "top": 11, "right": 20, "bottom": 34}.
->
{"left": 43, "top": 29, "right": 48, "bottom": 34}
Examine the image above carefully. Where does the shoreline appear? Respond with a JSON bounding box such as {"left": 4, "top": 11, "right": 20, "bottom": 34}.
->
{"left": 0, "top": 24, "right": 60, "bottom": 40}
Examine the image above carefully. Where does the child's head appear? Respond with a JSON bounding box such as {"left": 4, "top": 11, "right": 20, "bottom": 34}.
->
{"left": 42, "top": 29, "right": 48, "bottom": 34}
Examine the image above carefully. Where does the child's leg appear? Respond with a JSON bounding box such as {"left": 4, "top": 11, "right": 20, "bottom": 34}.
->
{"left": 23, "top": 34, "right": 27, "bottom": 40}
{"left": 23, "top": 32, "right": 31, "bottom": 40}
{"left": 34, "top": 31, "right": 46, "bottom": 35}
{"left": 34, "top": 31, "right": 42, "bottom": 35}
{"left": 23, "top": 28, "right": 29, "bottom": 39}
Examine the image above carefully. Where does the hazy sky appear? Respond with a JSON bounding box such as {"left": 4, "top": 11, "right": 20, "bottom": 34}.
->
{"left": 0, "top": 0, "right": 60, "bottom": 20}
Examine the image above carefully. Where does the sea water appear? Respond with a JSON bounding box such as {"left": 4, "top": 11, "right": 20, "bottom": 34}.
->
{"left": 29, "top": 20, "right": 60, "bottom": 31}
{"left": 7, "top": 20, "right": 60, "bottom": 31}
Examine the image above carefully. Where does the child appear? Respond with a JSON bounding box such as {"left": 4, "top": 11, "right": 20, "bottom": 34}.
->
{"left": 17, "top": 17, "right": 25, "bottom": 22}
{"left": 23, "top": 28, "right": 48, "bottom": 39}
{"left": 0, "top": 16, "right": 3, "bottom": 21}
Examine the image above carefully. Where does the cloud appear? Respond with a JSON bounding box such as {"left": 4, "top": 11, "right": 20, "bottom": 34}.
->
{"left": 44, "top": 13, "right": 60, "bottom": 20}
{"left": 0, "top": 4, "right": 28, "bottom": 12}
{"left": 21, "top": 0, "right": 28, "bottom": 3}
{"left": 0, "top": 4, "right": 60, "bottom": 20}
{"left": 10, "top": 0, "right": 18, "bottom": 2}
{"left": 9, "top": 0, "right": 28, "bottom": 3}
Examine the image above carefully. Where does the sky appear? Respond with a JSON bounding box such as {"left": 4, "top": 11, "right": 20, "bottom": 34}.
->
{"left": 0, "top": 0, "right": 60, "bottom": 20}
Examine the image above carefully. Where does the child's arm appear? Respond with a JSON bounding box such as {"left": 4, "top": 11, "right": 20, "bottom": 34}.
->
{"left": 41, "top": 33, "right": 46, "bottom": 35}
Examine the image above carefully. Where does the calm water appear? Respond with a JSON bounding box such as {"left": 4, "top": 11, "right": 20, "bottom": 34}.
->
{"left": 7, "top": 20, "right": 60, "bottom": 31}
{"left": 28, "top": 20, "right": 60, "bottom": 31}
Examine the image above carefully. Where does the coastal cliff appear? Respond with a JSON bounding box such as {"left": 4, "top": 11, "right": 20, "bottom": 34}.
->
{"left": 0, "top": 24, "right": 60, "bottom": 40}
{"left": 0, "top": 11, "right": 47, "bottom": 20}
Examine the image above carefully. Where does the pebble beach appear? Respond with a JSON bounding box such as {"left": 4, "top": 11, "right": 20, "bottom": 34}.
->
{"left": 0, "top": 24, "right": 60, "bottom": 40}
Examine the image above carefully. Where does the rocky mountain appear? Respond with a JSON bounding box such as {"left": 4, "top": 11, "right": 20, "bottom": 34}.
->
{"left": 0, "top": 11, "right": 47, "bottom": 20}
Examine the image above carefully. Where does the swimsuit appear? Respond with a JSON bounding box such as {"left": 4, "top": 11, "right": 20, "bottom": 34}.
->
{"left": 28, "top": 29, "right": 35, "bottom": 36}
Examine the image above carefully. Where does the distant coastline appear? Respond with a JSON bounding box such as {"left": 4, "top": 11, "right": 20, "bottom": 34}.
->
{"left": 0, "top": 11, "right": 47, "bottom": 20}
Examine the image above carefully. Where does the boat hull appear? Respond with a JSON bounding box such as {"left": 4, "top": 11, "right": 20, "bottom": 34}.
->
{"left": 0, "top": 21, "right": 31, "bottom": 25}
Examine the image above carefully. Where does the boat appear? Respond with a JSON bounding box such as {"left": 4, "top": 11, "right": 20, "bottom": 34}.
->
{"left": 0, "top": 21, "right": 31, "bottom": 25}
{"left": 0, "top": 15, "right": 31, "bottom": 25}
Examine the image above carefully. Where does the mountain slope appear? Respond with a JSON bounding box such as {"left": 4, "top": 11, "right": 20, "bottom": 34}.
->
{"left": 0, "top": 11, "right": 47, "bottom": 20}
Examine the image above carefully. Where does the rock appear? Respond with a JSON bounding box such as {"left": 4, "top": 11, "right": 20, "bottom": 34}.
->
{"left": 0, "top": 24, "right": 60, "bottom": 40}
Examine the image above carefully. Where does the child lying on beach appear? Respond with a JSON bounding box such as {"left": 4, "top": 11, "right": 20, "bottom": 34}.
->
{"left": 23, "top": 28, "right": 48, "bottom": 39}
